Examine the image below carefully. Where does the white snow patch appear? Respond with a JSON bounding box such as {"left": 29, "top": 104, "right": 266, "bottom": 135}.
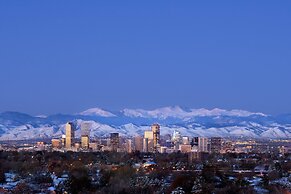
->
{"left": 79, "top": 108, "right": 116, "bottom": 117}
{"left": 122, "top": 106, "right": 266, "bottom": 119}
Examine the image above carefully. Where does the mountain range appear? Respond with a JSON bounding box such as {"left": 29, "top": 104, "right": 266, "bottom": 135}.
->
{"left": 0, "top": 106, "right": 290, "bottom": 140}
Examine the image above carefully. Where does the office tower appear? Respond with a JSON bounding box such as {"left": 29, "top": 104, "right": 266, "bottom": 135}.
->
{"left": 125, "top": 139, "right": 132, "bottom": 153}
{"left": 191, "top": 137, "right": 199, "bottom": 147}
{"left": 182, "top": 136, "right": 190, "bottom": 145}
{"left": 172, "top": 130, "right": 182, "bottom": 150}
{"left": 133, "top": 136, "right": 143, "bottom": 152}
{"left": 81, "top": 136, "right": 89, "bottom": 149}
{"left": 61, "top": 135, "right": 66, "bottom": 147}
{"left": 81, "top": 122, "right": 90, "bottom": 136}
{"left": 198, "top": 137, "right": 209, "bottom": 152}
{"left": 144, "top": 130, "right": 154, "bottom": 152}
{"left": 81, "top": 122, "right": 91, "bottom": 149}
{"left": 172, "top": 130, "right": 182, "bottom": 143}
{"left": 65, "top": 122, "right": 75, "bottom": 149}
{"left": 144, "top": 130, "right": 154, "bottom": 139}
{"left": 210, "top": 137, "right": 222, "bottom": 153}
{"left": 143, "top": 138, "right": 149, "bottom": 152}
{"left": 151, "top": 124, "right": 160, "bottom": 152}
{"left": 110, "top": 133, "right": 119, "bottom": 152}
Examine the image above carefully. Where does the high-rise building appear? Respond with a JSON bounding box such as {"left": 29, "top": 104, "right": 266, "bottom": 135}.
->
{"left": 182, "top": 136, "right": 190, "bottom": 145}
{"left": 172, "top": 130, "right": 182, "bottom": 143}
{"left": 61, "top": 135, "right": 66, "bottom": 148}
{"left": 81, "top": 122, "right": 91, "bottom": 149}
{"left": 191, "top": 137, "right": 199, "bottom": 147}
{"left": 210, "top": 137, "right": 222, "bottom": 153}
{"left": 110, "top": 133, "right": 119, "bottom": 152}
{"left": 144, "top": 130, "right": 154, "bottom": 139}
{"left": 65, "top": 122, "right": 75, "bottom": 149}
{"left": 143, "top": 138, "right": 149, "bottom": 152}
{"left": 198, "top": 137, "right": 209, "bottom": 152}
{"left": 144, "top": 130, "right": 154, "bottom": 152}
{"left": 133, "top": 136, "right": 143, "bottom": 152}
{"left": 81, "top": 136, "right": 89, "bottom": 149}
{"left": 125, "top": 139, "right": 132, "bottom": 153}
{"left": 81, "top": 122, "right": 90, "bottom": 136}
{"left": 151, "top": 124, "right": 160, "bottom": 152}
{"left": 172, "top": 130, "right": 182, "bottom": 150}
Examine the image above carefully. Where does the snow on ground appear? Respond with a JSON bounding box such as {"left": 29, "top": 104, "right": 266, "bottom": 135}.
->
{"left": 261, "top": 128, "right": 291, "bottom": 138}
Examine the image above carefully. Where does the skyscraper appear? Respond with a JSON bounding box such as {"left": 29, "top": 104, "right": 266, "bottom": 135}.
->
{"left": 81, "top": 136, "right": 89, "bottom": 149}
{"left": 152, "top": 124, "right": 160, "bottom": 152}
{"left": 81, "top": 122, "right": 91, "bottom": 149}
{"left": 210, "top": 137, "right": 222, "bottom": 153}
{"left": 198, "top": 137, "right": 209, "bottom": 152}
{"left": 182, "top": 136, "right": 190, "bottom": 145}
{"left": 143, "top": 138, "right": 149, "bottom": 152}
{"left": 65, "top": 122, "right": 75, "bottom": 149}
{"left": 172, "top": 130, "right": 182, "bottom": 150}
{"left": 172, "top": 130, "right": 182, "bottom": 143}
{"left": 125, "top": 139, "right": 132, "bottom": 153}
{"left": 133, "top": 136, "right": 143, "bottom": 152}
{"left": 144, "top": 130, "right": 154, "bottom": 152}
{"left": 61, "top": 134, "right": 66, "bottom": 147}
{"left": 110, "top": 133, "right": 119, "bottom": 152}
{"left": 191, "top": 137, "right": 199, "bottom": 147}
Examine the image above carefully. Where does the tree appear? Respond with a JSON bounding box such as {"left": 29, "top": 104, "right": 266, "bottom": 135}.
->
{"left": 68, "top": 163, "right": 91, "bottom": 194}
{"left": 0, "top": 169, "right": 5, "bottom": 183}
{"left": 12, "top": 183, "right": 32, "bottom": 194}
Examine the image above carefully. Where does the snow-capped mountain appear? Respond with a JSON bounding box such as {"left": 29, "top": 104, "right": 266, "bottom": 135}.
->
{"left": 79, "top": 108, "right": 116, "bottom": 117}
{"left": 122, "top": 106, "right": 267, "bottom": 119}
{"left": 0, "top": 106, "right": 290, "bottom": 140}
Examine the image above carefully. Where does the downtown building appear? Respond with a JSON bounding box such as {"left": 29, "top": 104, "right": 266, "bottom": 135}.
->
{"left": 65, "top": 122, "right": 75, "bottom": 149}
{"left": 210, "top": 137, "right": 222, "bottom": 153}
{"left": 110, "top": 133, "right": 119, "bottom": 152}
{"left": 143, "top": 124, "right": 160, "bottom": 153}
{"left": 198, "top": 137, "right": 210, "bottom": 152}
{"left": 133, "top": 136, "right": 143, "bottom": 152}
{"left": 152, "top": 124, "right": 160, "bottom": 152}
{"left": 81, "top": 122, "right": 91, "bottom": 149}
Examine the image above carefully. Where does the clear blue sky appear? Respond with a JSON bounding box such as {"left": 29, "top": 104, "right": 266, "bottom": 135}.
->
{"left": 0, "top": 1, "right": 290, "bottom": 115}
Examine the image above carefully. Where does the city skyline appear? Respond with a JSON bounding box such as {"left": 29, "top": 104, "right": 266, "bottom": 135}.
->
{"left": 0, "top": 2, "right": 290, "bottom": 194}
{"left": 0, "top": 1, "right": 291, "bottom": 115}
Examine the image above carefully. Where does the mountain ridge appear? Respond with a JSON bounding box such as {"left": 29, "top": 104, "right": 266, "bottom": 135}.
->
{"left": 0, "top": 106, "right": 290, "bottom": 140}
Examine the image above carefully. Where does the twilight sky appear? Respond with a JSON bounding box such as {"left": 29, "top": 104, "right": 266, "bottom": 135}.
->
{"left": 0, "top": 1, "right": 290, "bottom": 115}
